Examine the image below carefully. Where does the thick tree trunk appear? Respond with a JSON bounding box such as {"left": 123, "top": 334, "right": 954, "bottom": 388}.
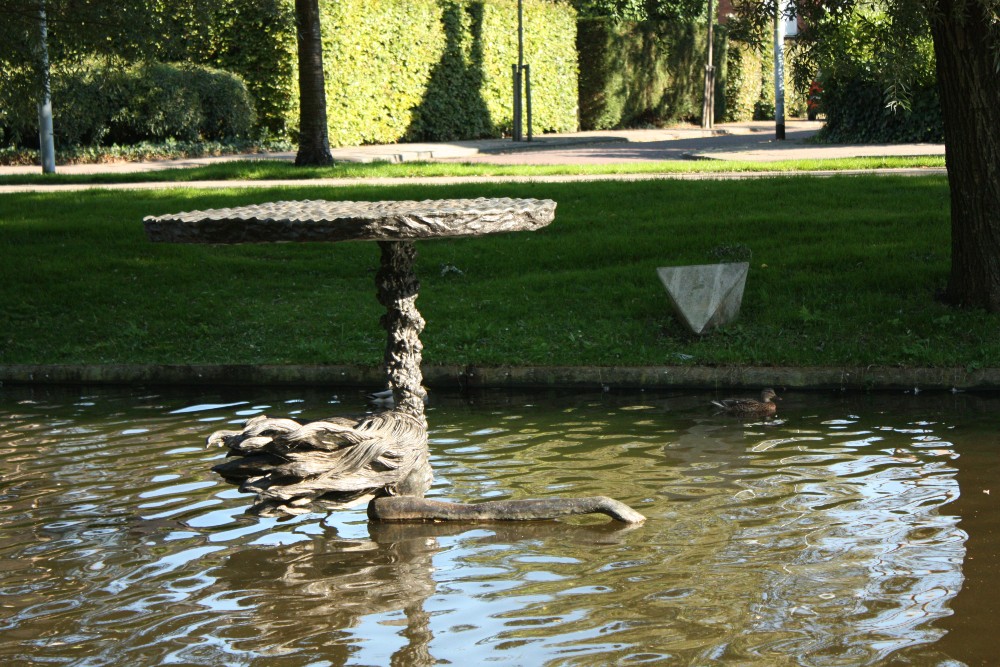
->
{"left": 930, "top": 1, "right": 1000, "bottom": 311}
{"left": 294, "top": 0, "right": 333, "bottom": 166}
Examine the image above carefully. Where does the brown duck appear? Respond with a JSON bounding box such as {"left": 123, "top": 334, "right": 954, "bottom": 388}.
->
{"left": 712, "top": 388, "right": 779, "bottom": 417}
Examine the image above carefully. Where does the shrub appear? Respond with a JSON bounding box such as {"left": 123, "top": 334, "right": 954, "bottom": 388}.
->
{"left": 0, "top": 61, "right": 256, "bottom": 149}
{"left": 721, "top": 38, "right": 807, "bottom": 123}
{"left": 106, "top": 63, "right": 206, "bottom": 144}
{"left": 185, "top": 65, "right": 257, "bottom": 141}
{"left": 820, "top": 77, "right": 942, "bottom": 143}
{"left": 795, "top": 3, "right": 942, "bottom": 143}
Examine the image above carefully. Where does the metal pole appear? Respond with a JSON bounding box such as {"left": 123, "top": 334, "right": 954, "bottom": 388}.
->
{"left": 701, "top": 0, "right": 715, "bottom": 129}
{"left": 773, "top": 0, "right": 786, "bottom": 140}
{"left": 524, "top": 64, "right": 532, "bottom": 141}
{"left": 36, "top": 0, "right": 56, "bottom": 174}
{"left": 511, "top": 0, "right": 525, "bottom": 142}
{"left": 512, "top": 65, "right": 522, "bottom": 141}
{"left": 517, "top": 0, "right": 524, "bottom": 72}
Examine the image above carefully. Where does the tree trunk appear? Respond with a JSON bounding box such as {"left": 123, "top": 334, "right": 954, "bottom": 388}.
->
{"left": 930, "top": 1, "right": 1000, "bottom": 311}
{"left": 293, "top": 0, "right": 333, "bottom": 166}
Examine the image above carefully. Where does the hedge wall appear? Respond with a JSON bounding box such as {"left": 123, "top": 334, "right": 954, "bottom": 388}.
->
{"left": 320, "top": 0, "right": 579, "bottom": 145}
{"left": 577, "top": 19, "right": 809, "bottom": 130}
{"left": 722, "top": 39, "right": 807, "bottom": 123}
{"left": 577, "top": 18, "right": 710, "bottom": 129}
{"left": 819, "top": 78, "right": 942, "bottom": 143}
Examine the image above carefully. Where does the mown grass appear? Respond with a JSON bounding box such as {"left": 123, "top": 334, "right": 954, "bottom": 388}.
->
{"left": 0, "top": 154, "right": 946, "bottom": 186}
{"left": 2, "top": 175, "right": 996, "bottom": 369}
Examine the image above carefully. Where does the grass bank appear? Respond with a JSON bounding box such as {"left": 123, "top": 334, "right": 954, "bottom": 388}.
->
{"left": 1, "top": 175, "right": 996, "bottom": 370}
{"left": 0, "top": 155, "right": 946, "bottom": 186}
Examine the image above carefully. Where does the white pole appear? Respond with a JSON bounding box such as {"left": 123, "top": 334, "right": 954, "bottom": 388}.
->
{"left": 773, "top": 0, "right": 786, "bottom": 140}
{"left": 701, "top": 0, "right": 715, "bottom": 129}
{"left": 37, "top": 0, "right": 56, "bottom": 173}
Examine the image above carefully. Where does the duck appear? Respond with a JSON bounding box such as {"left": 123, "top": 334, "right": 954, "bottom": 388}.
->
{"left": 711, "top": 388, "right": 779, "bottom": 417}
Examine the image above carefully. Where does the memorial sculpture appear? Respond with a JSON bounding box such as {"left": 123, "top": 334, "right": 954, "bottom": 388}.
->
{"left": 145, "top": 198, "right": 644, "bottom": 524}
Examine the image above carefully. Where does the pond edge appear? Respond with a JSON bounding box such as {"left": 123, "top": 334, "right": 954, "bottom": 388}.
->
{"left": 1, "top": 364, "right": 998, "bottom": 392}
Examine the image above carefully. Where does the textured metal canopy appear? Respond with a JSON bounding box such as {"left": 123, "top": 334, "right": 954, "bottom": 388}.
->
{"left": 144, "top": 197, "right": 557, "bottom": 244}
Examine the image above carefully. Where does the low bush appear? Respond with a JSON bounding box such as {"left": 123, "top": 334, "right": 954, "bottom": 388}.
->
{"left": 795, "top": 3, "right": 942, "bottom": 143}
{"left": 0, "top": 61, "right": 256, "bottom": 149}
{"left": 819, "top": 77, "right": 943, "bottom": 143}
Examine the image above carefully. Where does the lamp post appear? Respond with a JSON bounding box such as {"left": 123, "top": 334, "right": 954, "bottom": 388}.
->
{"left": 701, "top": 0, "right": 715, "bottom": 130}
{"left": 773, "top": 0, "right": 786, "bottom": 140}
{"left": 36, "top": 0, "right": 55, "bottom": 174}
{"left": 511, "top": 0, "right": 532, "bottom": 142}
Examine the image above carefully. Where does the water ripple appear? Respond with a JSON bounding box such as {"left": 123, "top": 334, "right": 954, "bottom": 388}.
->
{"left": 0, "top": 388, "right": 992, "bottom": 666}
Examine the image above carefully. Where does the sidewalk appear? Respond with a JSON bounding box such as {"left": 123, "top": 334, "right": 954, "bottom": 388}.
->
{"left": 0, "top": 119, "right": 945, "bottom": 178}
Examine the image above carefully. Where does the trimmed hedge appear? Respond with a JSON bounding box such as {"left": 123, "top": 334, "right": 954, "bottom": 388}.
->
{"left": 818, "top": 77, "right": 942, "bottom": 143}
{"left": 722, "top": 38, "right": 808, "bottom": 123}
{"left": 576, "top": 17, "right": 810, "bottom": 130}
{"left": 321, "top": 0, "right": 579, "bottom": 145}
{"left": 1, "top": 61, "right": 256, "bottom": 148}
{"left": 206, "top": 0, "right": 298, "bottom": 139}
{"left": 577, "top": 18, "right": 709, "bottom": 129}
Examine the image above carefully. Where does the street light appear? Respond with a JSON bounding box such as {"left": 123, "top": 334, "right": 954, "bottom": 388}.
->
{"left": 512, "top": 0, "right": 532, "bottom": 142}
{"left": 701, "top": 0, "right": 715, "bottom": 130}
{"left": 774, "top": 0, "right": 786, "bottom": 140}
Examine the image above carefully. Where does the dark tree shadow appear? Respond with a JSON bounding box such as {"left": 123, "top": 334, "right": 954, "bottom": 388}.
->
{"left": 407, "top": 1, "right": 493, "bottom": 141}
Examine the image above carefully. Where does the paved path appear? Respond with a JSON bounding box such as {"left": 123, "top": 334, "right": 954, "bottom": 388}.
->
{"left": 0, "top": 120, "right": 946, "bottom": 190}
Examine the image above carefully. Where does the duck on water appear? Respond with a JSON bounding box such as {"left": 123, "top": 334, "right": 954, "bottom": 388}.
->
{"left": 712, "top": 388, "right": 780, "bottom": 417}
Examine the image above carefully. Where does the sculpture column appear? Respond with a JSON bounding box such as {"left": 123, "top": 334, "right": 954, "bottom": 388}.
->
{"left": 376, "top": 240, "right": 426, "bottom": 420}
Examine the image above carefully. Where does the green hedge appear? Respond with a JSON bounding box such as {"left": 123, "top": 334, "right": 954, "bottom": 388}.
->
{"left": 204, "top": 0, "right": 298, "bottom": 139}
{"left": 321, "top": 0, "right": 578, "bottom": 145}
{"left": 577, "top": 18, "right": 709, "bottom": 129}
{"left": 0, "top": 61, "right": 256, "bottom": 148}
{"left": 722, "top": 38, "right": 808, "bottom": 123}
{"left": 818, "top": 77, "right": 942, "bottom": 143}
{"left": 576, "top": 17, "right": 810, "bottom": 130}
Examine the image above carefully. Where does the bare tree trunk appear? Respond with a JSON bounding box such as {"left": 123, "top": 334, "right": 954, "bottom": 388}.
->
{"left": 930, "top": 1, "right": 1000, "bottom": 311}
{"left": 294, "top": 0, "right": 333, "bottom": 166}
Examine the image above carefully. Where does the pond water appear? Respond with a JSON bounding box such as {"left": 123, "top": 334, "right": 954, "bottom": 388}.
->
{"left": 1, "top": 385, "right": 998, "bottom": 667}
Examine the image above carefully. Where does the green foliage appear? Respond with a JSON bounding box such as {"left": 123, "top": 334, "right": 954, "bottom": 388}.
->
{"left": 571, "top": 0, "right": 705, "bottom": 22}
{"left": 721, "top": 38, "right": 762, "bottom": 122}
{"left": 0, "top": 138, "right": 292, "bottom": 168}
{"left": 577, "top": 18, "right": 708, "bottom": 129}
{"left": 720, "top": 37, "right": 807, "bottom": 123}
{"left": 1, "top": 61, "right": 256, "bottom": 148}
{"left": 790, "top": 2, "right": 941, "bottom": 142}
{"left": 199, "top": 0, "right": 297, "bottom": 139}
{"left": 820, "top": 77, "right": 943, "bottom": 143}
{"left": 320, "top": 0, "right": 578, "bottom": 145}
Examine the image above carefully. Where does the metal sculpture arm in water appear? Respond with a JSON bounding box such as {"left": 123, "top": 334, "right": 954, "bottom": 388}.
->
{"left": 148, "top": 198, "right": 644, "bottom": 525}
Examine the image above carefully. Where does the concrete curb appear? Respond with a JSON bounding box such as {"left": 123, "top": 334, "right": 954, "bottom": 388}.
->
{"left": 2, "top": 364, "right": 998, "bottom": 392}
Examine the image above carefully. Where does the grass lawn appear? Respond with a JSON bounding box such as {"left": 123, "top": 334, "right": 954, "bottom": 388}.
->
{"left": 1, "top": 174, "right": 996, "bottom": 369}
{"left": 0, "top": 155, "right": 947, "bottom": 186}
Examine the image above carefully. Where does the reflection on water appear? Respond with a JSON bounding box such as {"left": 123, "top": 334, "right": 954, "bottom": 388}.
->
{"left": 1, "top": 386, "right": 996, "bottom": 666}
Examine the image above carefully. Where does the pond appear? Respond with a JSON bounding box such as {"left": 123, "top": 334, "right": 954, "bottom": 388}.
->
{"left": 1, "top": 385, "right": 997, "bottom": 666}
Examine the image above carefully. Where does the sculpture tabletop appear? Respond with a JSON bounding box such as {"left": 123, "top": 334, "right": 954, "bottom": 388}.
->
{"left": 144, "top": 197, "right": 557, "bottom": 244}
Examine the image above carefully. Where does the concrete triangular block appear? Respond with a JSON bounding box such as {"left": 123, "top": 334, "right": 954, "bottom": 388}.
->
{"left": 656, "top": 262, "right": 749, "bottom": 335}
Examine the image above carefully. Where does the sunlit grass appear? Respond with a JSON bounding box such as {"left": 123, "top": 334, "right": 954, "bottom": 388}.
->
{"left": 0, "top": 154, "right": 946, "bottom": 186}
{"left": 2, "top": 174, "right": 993, "bottom": 370}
